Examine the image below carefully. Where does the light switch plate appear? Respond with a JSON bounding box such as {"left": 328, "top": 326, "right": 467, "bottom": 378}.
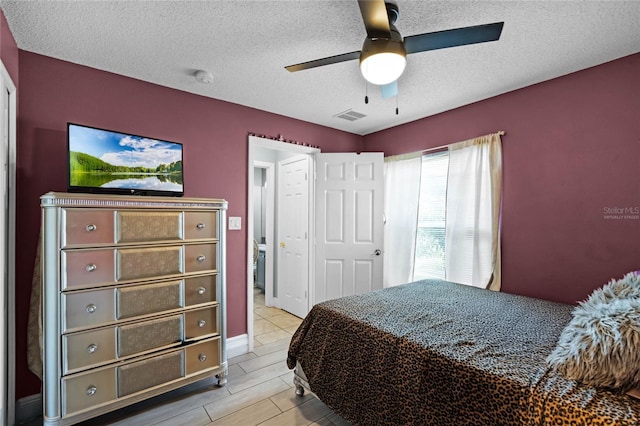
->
{"left": 228, "top": 216, "right": 242, "bottom": 230}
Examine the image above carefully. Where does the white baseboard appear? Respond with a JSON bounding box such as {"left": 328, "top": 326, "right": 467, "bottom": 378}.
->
{"left": 15, "top": 336, "right": 249, "bottom": 423}
{"left": 226, "top": 334, "right": 249, "bottom": 359}
{"left": 16, "top": 392, "right": 42, "bottom": 424}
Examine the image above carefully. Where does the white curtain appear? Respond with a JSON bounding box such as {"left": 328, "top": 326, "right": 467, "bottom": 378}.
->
{"left": 383, "top": 153, "right": 422, "bottom": 287}
{"left": 444, "top": 134, "right": 503, "bottom": 290}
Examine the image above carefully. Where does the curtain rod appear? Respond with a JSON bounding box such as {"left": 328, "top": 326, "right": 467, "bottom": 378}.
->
{"left": 386, "top": 130, "right": 506, "bottom": 158}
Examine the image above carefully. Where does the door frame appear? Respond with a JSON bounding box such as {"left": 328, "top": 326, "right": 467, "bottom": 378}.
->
{"left": 247, "top": 136, "right": 318, "bottom": 352}
{"left": 1, "top": 60, "right": 17, "bottom": 426}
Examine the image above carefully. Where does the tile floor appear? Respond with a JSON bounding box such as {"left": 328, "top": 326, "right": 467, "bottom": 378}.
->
{"left": 253, "top": 287, "right": 303, "bottom": 347}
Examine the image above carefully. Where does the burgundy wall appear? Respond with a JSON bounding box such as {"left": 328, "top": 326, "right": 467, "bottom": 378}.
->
{"left": 365, "top": 53, "right": 640, "bottom": 305}
{"left": 15, "top": 51, "right": 362, "bottom": 398}
{"left": 1, "top": 9, "right": 19, "bottom": 84}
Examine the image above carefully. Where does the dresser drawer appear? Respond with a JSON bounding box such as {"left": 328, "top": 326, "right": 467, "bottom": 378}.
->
{"left": 63, "top": 288, "right": 116, "bottom": 331}
{"left": 116, "top": 246, "right": 183, "bottom": 282}
{"left": 62, "top": 249, "right": 115, "bottom": 289}
{"left": 117, "top": 314, "right": 183, "bottom": 357}
{"left": 62, "top": 280, "right": 184, "bottom": 332}
{"left": 117, "top": 349, "right": 185, "bottom": 397}
{"left": 184, "top": 211, "right": 217, "bottom": 240}
{"left": 184, "top": 275, "right": 216, "bottom": 307}
{"left": 185, "top": 244, "right": 216, "bottom": 274}
{"left": 184, "top": 306, "right": 218, "bottom": 340}
{"left": 62, "top": 367, "right": 116, "bottom": 416}
{"left": 62, "top": 209, "right": 115, "bottom": 248}
{"left": 117, "top": 280, "right": 183, "bottom": 319}
{"left": 63, "top": 327, "right": 116, "bottom": 374}
{"left": 63, "top": 246, "right": 185, "bottom": 289}
{"left": 185, "top": 337, "right": 221, "bottom": 375}
{"left": 116, "top": 211, "right": 182, "bottom": 243}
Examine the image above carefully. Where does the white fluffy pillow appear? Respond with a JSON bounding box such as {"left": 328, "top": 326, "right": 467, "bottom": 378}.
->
{"left": 587, "top": 271, "right": 640, "bottom": 304}
{"left": 547, "top": 272, "right": 640, "bottom": 390}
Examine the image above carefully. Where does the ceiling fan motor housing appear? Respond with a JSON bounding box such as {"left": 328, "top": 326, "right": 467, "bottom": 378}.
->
{"left": 360, "top": 32, "right": 406, "bottom": 61}
{"left": 360, "top": 2, "right": 404, "bottom": 60}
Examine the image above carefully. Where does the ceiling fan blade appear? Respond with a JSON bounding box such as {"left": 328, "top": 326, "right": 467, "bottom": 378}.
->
{"left": 285, "top": 51, "right": 361, "bottom": 72}
{"left": 358, "top": 0, "right": 391, "bottom": 39}
{"left": 404, "top": 22, "right": 504, "bottom": 55}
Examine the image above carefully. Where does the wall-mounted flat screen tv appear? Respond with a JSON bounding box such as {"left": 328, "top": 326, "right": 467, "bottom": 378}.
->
{"left": 68, "top": 123, "right": 184, "bottom": 197}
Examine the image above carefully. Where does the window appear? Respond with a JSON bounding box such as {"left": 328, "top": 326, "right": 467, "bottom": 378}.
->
{"left": 383, "top": 133, "right": 502, "bottom": 290}
{"left": 414, "top": 151, "right": 448, "bottom": 280}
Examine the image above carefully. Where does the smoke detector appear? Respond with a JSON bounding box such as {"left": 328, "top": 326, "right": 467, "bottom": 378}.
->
{"left": 195, "top": 70, "right": 214, "bottom": 84}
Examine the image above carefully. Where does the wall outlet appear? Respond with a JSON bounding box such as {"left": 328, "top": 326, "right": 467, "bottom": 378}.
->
{"left": 228, "top": 216, "right": 242, "bottom": 230}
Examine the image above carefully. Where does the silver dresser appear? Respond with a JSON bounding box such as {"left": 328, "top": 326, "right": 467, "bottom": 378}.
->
{"left": 40, "top": 192, "right": 228, "bottom": 426}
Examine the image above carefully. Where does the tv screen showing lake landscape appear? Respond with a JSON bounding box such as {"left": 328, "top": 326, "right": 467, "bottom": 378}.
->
{"left": 68, "top": 123, "right": 184, "bottom": 196}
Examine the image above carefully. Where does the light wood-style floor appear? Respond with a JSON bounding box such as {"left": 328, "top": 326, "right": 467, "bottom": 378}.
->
{"left": 23, "top": 288, "right": 350, "bottom": 425}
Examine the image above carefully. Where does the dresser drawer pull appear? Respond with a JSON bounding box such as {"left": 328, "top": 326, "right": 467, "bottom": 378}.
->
{"left": 85, "top": 224, "right": 97, "bottom": 232}
{"left": 86, "top": 386, "right": 97, "bottom": 397}
{"left": 198, "top": 320, "right": 206, "bottom": 328}
{"left": 197, "top": 286, "right": 206, "bottom": 295}
{"left": 196, "top": 255, "right": 206, "bottom": 263}
{"left": 86, "top": 304, "right": 98, "bottom": 314}
{"left": 87, "top": 344, "right": 98, "bottom": 354}
{"left": 85, "top": 263, "right": 97, "bottom": 272}
{"left": 198, "top": 354, "right": 207, "bottom": 362}
{"left": 196, "top": 223, "right": 206, "bottom": 230}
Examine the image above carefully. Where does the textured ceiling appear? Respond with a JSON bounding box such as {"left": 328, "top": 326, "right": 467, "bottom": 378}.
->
{"left": 2, "top": 0, "right": 640, "bottom": 135}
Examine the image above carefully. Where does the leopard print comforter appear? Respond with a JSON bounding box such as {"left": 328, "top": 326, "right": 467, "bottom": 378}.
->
{"left": 287, "top": 279, "right": 640, "bottom": 425}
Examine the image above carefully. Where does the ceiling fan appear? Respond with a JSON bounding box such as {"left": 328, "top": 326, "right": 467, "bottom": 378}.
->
{"left": 285, "top": 0, "right": 504, "bottom": 92}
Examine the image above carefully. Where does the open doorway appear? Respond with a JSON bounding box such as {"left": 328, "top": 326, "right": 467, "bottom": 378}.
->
{"left": 252, "top": 162, "right": 274, "bottom": 306}
{"left": 246, "top": 136, "right": 318, "bottom": 352}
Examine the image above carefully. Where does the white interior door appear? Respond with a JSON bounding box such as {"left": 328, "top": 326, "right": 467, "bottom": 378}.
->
{"left": 315, "top": 152, "right": 384, "bottom": 304}
{"left": 277, "top": 155, "right": 310, "bottom": 318}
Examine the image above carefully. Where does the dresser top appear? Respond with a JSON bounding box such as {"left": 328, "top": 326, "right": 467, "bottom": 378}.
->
{"left": 41, "top": 192, "right": 228, "bottom": 210}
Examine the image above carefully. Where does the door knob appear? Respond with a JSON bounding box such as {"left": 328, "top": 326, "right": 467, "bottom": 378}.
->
{"left": 373, "top": 249, "right": 382, "bottom": 256}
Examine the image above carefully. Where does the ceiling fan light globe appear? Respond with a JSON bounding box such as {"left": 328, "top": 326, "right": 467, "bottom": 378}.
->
{"left": 359, "top": 36, "right": 407, "bottom": 86}
{"left": 360, "top": 52, "right": 406, "bottom": 85}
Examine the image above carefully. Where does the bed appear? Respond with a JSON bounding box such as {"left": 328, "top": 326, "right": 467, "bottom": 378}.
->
{"left": 287, "top": 279, "right": 640, "bottom": 425}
